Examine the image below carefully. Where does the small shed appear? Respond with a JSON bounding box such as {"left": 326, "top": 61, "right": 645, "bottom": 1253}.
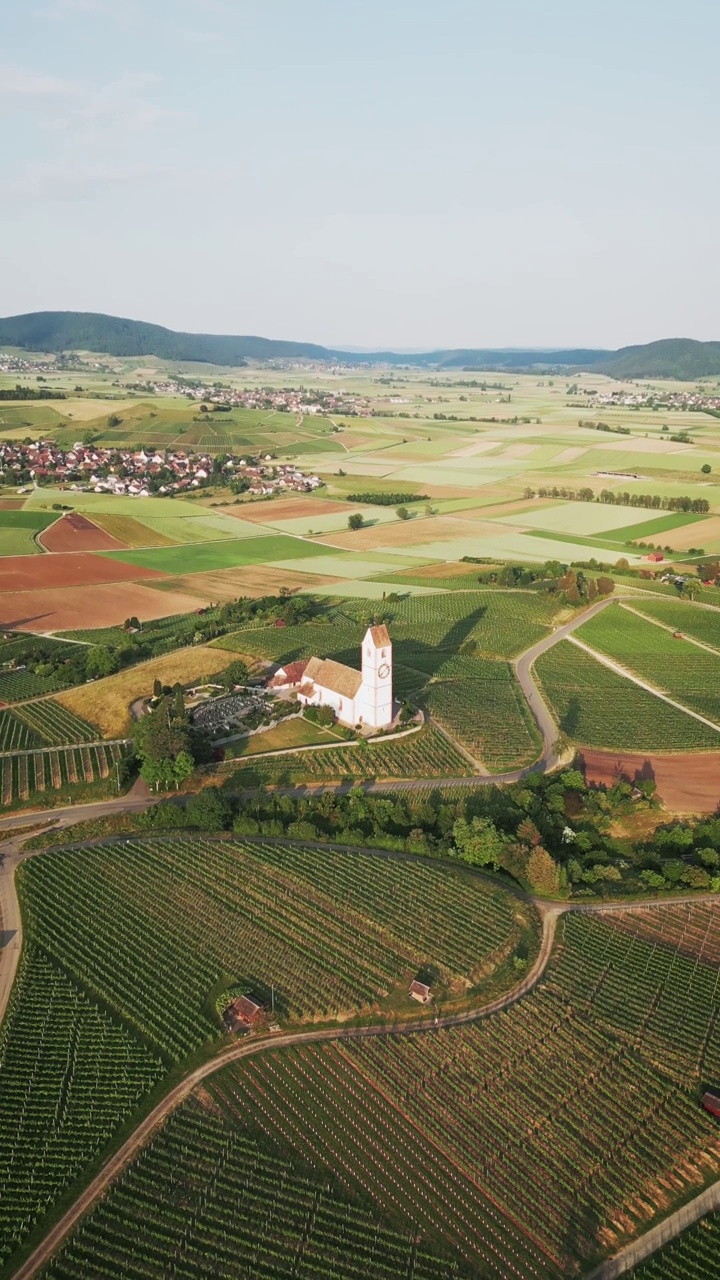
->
{"left": 225, "top": 995, "right": 262, "bottom": 1031}
{"left": 644, "top": 552, "right": 664, "bottom": 563}
{"left": 702, "top": 1090, "right": 720, "bottom": 1120}
{"left": 409, "top": 980, "right": 431, "bottom": 1005}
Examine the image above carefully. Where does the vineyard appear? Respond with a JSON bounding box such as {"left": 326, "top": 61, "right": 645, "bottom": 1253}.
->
{"left": 627, "top": 598, "right": 720, "bottom": 652}
{"left": 216, "top": 590, "right": 562, "bottom": 665}
{"left": 201, "top": 910, "right": 720, "bottom": 1277}
{"left": 611, "top": 902, "right": 720, "bottom": 969}
{"left": 630, "top": 1213, "right": 720, "bottom": 1278}
{"left": 0, "top": 742, "right": 124, "bottom": 807}
{"left": 426, "top": 656, "right": 541, "bottom": 770}
{"left": 224, "top": 726, "right": 473, "bottom": 786}
{"left": 19, "top": 836, "right": 536, "bottom": 1059}
{"left": 9, "top": 700, "right": 99, "bottom": 746}
{"left": 576, "top": 605, "right": 720, "bottom": 725}
{"left": 534, "top": 641, "right": 720, "bottom": 750}
{"left": 0, "top": 947, "right": 163, "bottom": 1269}
{"left": 41, "top": 1095, "right": 464, "bottom": 1280}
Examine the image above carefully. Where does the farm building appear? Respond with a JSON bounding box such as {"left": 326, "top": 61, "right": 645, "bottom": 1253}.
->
{"left": 409, "top": 980, "right": 431, "bottom": 1004}
{"left": 224, "top": 995, "right": 262, "bottom": 1032}
{"left": 644, "top": 552, "right": 665, "bottom": 563}
{"left": 702, "top": 1090, "right": 720, "bottom": 1120}
{"left": 297, "top": 625, "right": 394, "bottom": 729}
{"left": 268, "top": 659, "right": 310, "bottom": 690}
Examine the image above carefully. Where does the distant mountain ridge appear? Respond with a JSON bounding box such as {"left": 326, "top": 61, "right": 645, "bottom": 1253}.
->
{"left": 0, "top": 311, "right": 718, "bottom": 378}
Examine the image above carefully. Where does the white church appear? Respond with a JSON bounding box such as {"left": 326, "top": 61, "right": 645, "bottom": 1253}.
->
{"left": 295, "top": 624, "right": 394, "bottom": 729}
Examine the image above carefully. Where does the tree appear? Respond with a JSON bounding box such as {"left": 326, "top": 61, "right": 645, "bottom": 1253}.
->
{"left": 526, "top": 846, "right": 561, "bottom": 895}
{"left": 596, "top": 576, "right": 615, "bottom": 596}
{"left": 396, "top": 506, "right": 410, "bottom": 521}
{"left": 153, "top": 678, "right": 163, "bottom": 698}
{"left": 186, "top": 786, "right": 233, "bottom": 830}
{"left": 702, "top": 464, "right": 712, "bottom": 474}
{"left": 348, "top": 513, "right": 364, "bottom": 531}
{"left": 221, "top": 659, "right": 249, "bottom": 689}
{"left": 453, "top": 817, "right": 504, "bottom": 869}
{"left": 171, "top": 751, "right": 195, "bottom": 790}
{"left": 85, "top": 646, "right": 119, "bottom": 680}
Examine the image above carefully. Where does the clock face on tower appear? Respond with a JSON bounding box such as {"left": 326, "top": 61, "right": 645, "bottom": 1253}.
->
{"left": 378, "top": 662, "right": 390, "bottom": 679}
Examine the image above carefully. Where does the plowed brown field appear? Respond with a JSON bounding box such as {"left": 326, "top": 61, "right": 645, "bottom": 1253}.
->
{"left": 581, "top": 747, "right": 720, "bottom": 814}
{"left": 0, "top": 552, "right": 163, "bottom": 592}
{"left": 151, "top": 564, "right": 339, "bottom": 602}
{"left": 221, "top": 497, "right": 351, "bottom": 524}
{"left": 38, "top": 512, "right": 126, "bottom": 552}
{"left": 0, "top": 582, "right": 201, "bottom": 632}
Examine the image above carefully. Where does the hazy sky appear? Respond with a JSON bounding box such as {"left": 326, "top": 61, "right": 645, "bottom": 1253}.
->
{"left": 2, "top": 0, "right": 719, "bottom": 349}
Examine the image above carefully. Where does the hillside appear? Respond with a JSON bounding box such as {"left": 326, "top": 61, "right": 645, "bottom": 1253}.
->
{"left": 2, "top": 311, "right": 720, "bottom": 376}
{"left": 596, "top": 338, "right": 720, "bottom": 380}
{"left": 0, "top": 311, "right": 610, "bottom": 369}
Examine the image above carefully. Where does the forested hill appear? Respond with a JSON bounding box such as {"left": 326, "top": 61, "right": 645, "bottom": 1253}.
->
{"left": 595, "top": 338, "right": 720, "bottom": 380}
{"left": 1, "top": 311, "right": 719, "bottom": 377}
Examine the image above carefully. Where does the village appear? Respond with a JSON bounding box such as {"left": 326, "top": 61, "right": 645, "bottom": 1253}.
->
{"left": 0, "top": 439, "right": 323, "bottom": 498}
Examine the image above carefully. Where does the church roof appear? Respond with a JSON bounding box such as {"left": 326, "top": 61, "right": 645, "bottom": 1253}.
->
{"left": 304, "top": 656, "right": 363, "bottom": 700}
{"left": 368, "top": 624, "right": 391, "bottom": 648}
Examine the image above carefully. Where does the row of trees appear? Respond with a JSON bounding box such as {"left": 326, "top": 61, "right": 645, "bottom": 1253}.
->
{"left": 524, "top": 485, "right": 710, "bottom": 513}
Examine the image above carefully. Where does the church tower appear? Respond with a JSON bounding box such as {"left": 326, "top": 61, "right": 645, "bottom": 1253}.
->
{"left": 360, "top": 624, "right": 393, "bottom": 728}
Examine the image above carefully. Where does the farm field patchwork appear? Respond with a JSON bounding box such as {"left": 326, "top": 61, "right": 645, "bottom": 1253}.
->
{"left": 576, "top": 605, "right": 720, "bottom": 725}
{"left": 535, "top": 641, "right": 720, "bottom": 750}
{"left": 103, "top": 533, "right": 342, "bottom": 575}
{"left": 19, "top": 836, "right": 538, "bottom": 1057}
{"left": 0, "top": 581, "right": 204, "bottom": 633}
{"left": 37, "top": 512, "right": 125, "bottom": 553}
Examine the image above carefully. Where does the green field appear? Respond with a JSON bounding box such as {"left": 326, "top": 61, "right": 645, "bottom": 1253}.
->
{"left": 426, "top": 655, "right": 541, "bottom": 769}
{"left": 0, "top": 509, "right": 59, "bottom": 556}
{"left": 577, "top": 605, "right": 720, "bottom": 725}
{"left": 535, "top": 640, "right": 720, "bottom": 750}
{"left": 103, "top": 533, "right": 342, "bottom": 573}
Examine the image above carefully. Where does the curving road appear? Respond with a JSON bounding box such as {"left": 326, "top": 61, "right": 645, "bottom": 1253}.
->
{"left": 8, "top": 901, "right": 562, "bottom": 1280}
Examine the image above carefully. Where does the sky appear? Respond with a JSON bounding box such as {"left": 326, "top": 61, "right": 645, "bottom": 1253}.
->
{"left": 2, "top": 0, "right": 719, "bottom": 350}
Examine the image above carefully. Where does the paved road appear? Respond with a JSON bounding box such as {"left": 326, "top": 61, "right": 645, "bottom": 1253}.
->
{"left": 8, "top": 902, "right": 562, "bottom": 1280}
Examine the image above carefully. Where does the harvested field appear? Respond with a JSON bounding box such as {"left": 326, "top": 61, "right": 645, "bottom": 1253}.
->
{"left": 152, "top": 565, "right": 340, "bottom": 601}
{"left": 56, "top": 646, "right": 238, "bottom": 737}
{"left": 0, "top": 552, "right": 163, "bottom": 592}
{"left": 656, "top": 515, "right": 720, "bottom": 552}
{"left": 0, "top": 582, "right": 201, "bottom": 632}
{"left": 88, "top": 512, "right": 179, "bottom": 548}
{"left": 225, "top": 497, "right": 352, "bottom": 523}
{"left": 392, "top": 560, "right": 482, "bottom": 580}
{"left": 38, "top": 512, "right": 126, "bottom": 553}
{"left": 581, "top": 748, "right": 720, "bottom": 814}
{"left": 0, "top": 499, "right": 26, "bottom": 510}
{"left": 321, "top": 515, "right": 484, "bottom": 551}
